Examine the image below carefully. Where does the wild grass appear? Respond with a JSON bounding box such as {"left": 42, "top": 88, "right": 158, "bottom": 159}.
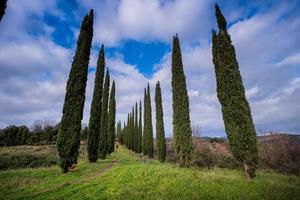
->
{"left": 0, "top": 145, "right": 299, "bottom": 199}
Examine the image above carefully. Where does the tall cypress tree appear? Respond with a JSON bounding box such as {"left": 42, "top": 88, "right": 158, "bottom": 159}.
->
{"left": 212, "top": 4, "right": 258, "bottom": 179}
{"left": 57, "top": 10, "right": 93, "bottom": 172}
{"left": 146, "top": 84, "right": 154, "bottom": 158}
{"left": 155, "top": 81, "right": 166, "bottom": 162}
{"left": 171, "top": 34, "right": 193, "bottom": 167}
{"left": 138, "top": 100, "right": 143, "bottom": 153}
{"left": 99, "top": 69, "right": 110, "bottom": 159}
{"left": 134, "top": 102, "right": 138, "bottom": 152}
{"left": 87, "top": 45, "right": 105, "bottom": 162}
{"left": 142, "top": 88, "right": 147, "bottom": 155}
{"left": 107, "top": 81, "right": 116, "bottom": 154}
{"left": 131, "top": 107, "right": 135, "bottom": 151}
{"left": 0, "top": 0, "right": 7, "bottom": 22}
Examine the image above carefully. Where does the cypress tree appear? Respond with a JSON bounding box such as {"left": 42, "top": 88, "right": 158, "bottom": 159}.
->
{"left": 0, "top": 0, "right": 7, "bottom": 22}
{"left": 57, "top": 10, "right": 93, "bottom": 172}
{"left": 87, "top": 45, "right": 105, "bottom": 162}
{"left": 146, "top": 84, "right": 154, "bottom": 158}
{"left": 99, "top": 69, "right": 110, "bottom": 159}
{"left": 212, "top": 4, "right": 258, "bottom": 179}
{"left": 142, "top": 88, "right": 147, "bottom": 155}
{"left": 131, "top": 107, "right": 135, "bottom": 151}
{"left": 134, "top": 102, "right": 138, "bottom": 152}
{"left": 138, "top": 100, "right": 143, "bottom": 153}
{"left": 155, "top": 81, "right": 166, "bottom": 162}
{"left": 107, "top": 81, "right": 116, "bottom": 154}
{"left": 171, "top": 34, "right": 193, "bottom": 167}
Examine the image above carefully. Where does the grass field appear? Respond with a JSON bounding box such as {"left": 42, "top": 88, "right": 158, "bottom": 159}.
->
{"left": 0, "top": 145, "right": 299, "bottom": 200}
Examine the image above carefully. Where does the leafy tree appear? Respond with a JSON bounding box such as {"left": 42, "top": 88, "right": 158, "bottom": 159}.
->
{"left": 171, "top": 34, "right": 193, "bottom": 167}
{"left": 134, "top": 102, "right": 138, "bottom": 152}
{"left": 212, "top": 4, "right": 258, "bottom": 179}
{"left": 87, "top": 45, "right": 105, "bottom": 162}
{"left": 142, "top": 88, "right": 147, "bottom": 155}
{"left": 138, "top": 100, "right": 143, "bottom": 153}
{"left": 57, "top": 10, "right": 93, "bottom": 172}
{"left": 99, "top": 69, "right": 110, "bottom": 159}
{"left": 145, "top": 84, "right": 154, "bottom": 158}
{"left": 107, "top": 81, "right": 116, "bottom": 154}
{"left": 155, "top": 81, "right": 166, "bottom": 162}
{"left": 0, "top": 0, "right": 7, "bottom": 22}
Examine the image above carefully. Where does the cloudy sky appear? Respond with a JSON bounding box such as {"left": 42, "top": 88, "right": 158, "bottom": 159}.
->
{"left": 0, "top": 0, "right": 299, "bottom": 137}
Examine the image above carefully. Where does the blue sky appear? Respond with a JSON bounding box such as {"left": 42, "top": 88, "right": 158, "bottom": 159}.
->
{"left": 0, "top": 0, "right": 299, "bottom": 137}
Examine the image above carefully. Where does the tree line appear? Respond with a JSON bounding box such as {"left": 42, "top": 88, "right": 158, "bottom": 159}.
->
{"left": 115, "top": 5, "right": 258, "bottom": 179}
{"left": 56, "top": 10, "right": 116, "bottom": 172}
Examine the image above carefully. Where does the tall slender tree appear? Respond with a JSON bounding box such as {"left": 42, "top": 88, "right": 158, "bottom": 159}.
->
{"left": 142, "top": 88, "right": 147, "bottom": 155}
{"left": 155, "top": 81, "right": 166, "bottom": 162}
{"left": 171, "top": 34, "right": 193, "bottom": 167}
{"left": 0, "top": 0, "right": 7, "bottom": 22}
{"left": 87, "top": 45, "right": 105, "bottom": 162}
{"left": 212, "top": 4, "right": 258, "bottom": 179}
{"left": 99, "top": 69, "right": 110, "bottom": 159}
{"left": 57, "top": 10, "right": 93, "bottom": 172}
{"left": 134, "top": 102, "right": 138, "bottom": 152}
{"left": 138, "top": 100, "right": 143, "bottom": 153}
{"left": 146, "top": 84, "right": 154, "bottom": 158}
{"left": 107, "top": 81, "right": 116, "bottom": 154}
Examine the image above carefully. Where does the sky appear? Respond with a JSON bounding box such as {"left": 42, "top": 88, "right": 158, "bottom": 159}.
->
{"left": 0, "top": 0, "right": 299, "bottom": 137}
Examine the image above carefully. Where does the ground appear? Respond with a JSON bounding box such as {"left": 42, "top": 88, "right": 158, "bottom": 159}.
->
{"left": 0, "top": 145, "right": 299, "bottom": 200}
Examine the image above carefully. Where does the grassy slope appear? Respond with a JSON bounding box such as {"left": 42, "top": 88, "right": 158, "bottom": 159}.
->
{"left": 0, "top": 146, "right": 299, "bottom": 200}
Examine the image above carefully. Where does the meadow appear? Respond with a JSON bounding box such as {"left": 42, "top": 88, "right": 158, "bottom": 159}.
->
{"left": 0, "top": 145, "right": 299, "bottom": 200}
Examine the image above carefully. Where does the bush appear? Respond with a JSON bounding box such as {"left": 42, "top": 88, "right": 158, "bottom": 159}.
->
{"left": 0, "top": 155, "right": 58, "bottom": 170}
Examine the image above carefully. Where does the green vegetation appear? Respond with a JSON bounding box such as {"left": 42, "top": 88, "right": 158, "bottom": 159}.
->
{"left": 0, "top": 0, "right": 7, "bottom": 21}
{"left": 143, "top": 88, "right": 147, "bottom": 155}
{"left": 212, "top": 4, "right": 258, "bottom": 179}
{"left": 171, "top": 34, "right": 193, "bottom": 166}
{"left": 138, "top": 100, "right": 143, "bottom": 153}
{"left": 0, "top": 145, "right": 299, "bottom": 200}
{"left": 155, "top": 81, "right": 166, "bottom": 162}
{"left": 107, "top": 81, "right": 116, "bottom": 155}
{"left": 57, "top": 10, "right": 93, "bottom": 173}
{"left": 87, "top": 44, "right": 105, "bottom": 162}
{"left": 99, "top": 69, "right": 110, "bottom": 159}
{"left": 144, "top": 84, "right": 154, "bottom": 158}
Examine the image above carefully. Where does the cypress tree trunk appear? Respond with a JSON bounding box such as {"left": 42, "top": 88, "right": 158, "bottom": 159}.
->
{"left": 212, "top": 4, "right": 258, "bottom": 179}
{"left": 134, "top": 102, "right": 138, "bottom": 152}
{"left": 107, "top": 81, "right": 116, "bottom": 154}
{"left": 87, "top": 45, "right": 105, "bottom": 162}
{"left": 171, "top": 34, "right": 193, "bottom": 167}
{"left": 0, "top": 0, "right": 7, "bottom": 22}
{"left": 57, "top": 10, "right": 93, "bottom": 172}
{"left": 155, "top": 81, "right": 166, "bottom": 162}
{"left": 146, "top": 84, "right": 154, "bottom": 158}
{"left": 99, "top": 69, "right": 110, "bottom": 159}
{"left": 138, "top": 100, "right": 143, "bottom": 153}
{"left": 143, "top": 88, "right": 147, "bottom": 155}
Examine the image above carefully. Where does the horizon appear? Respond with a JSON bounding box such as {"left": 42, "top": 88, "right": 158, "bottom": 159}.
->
{"left": 0, "top": 0, "right": 300, "bottom": 137}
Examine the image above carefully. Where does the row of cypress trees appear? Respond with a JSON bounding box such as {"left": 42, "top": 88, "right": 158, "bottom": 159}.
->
{"left": 119, "top": 82, "right": 167, "bottom": 162}
{"left": 57, "top": 10, "right": 116, "bottom": 173}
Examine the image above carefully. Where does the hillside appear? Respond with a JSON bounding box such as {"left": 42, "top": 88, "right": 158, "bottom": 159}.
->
{"left": 0, "top": 145, "right": 299, "bottom": 200}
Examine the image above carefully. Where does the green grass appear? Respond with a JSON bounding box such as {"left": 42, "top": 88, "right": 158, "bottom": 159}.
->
{"left": 0, "top": 146, "right": 299, "bottom": 200}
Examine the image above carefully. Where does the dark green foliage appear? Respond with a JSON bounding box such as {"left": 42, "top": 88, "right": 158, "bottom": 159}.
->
{"left": 171, "top": 34, "right": 193, "bottom": 167}
{"left": 138, "top": 100, "right": 143, "bottom": 153}
{"left": 81, "top": 127, "right": 88, "bottom": 140}
{"left": 57, "top": 10, "right": 93, "bottom": 172}
{"left": 1, "top": 125, "right": 29, "bottom": 146}
{"left": 107, "top": 81, "right": 116, "bottom": 155}
{"left": 131, "top": 107, "right": 135, "bottom": 151}
{"left": 116, "top": 121, "right": 122, "bottom": 143}
{"left": 145, "top": 84, "right": 154, "bottom": 158}
{"left": 212, "top": 4, "right": 258, "bottom": 179}
{"left": 99, "top": 69, "right": 110, "bottom": 159}
{"left": 0, "top": 0, "right": 7, "bottom": 22}
{"left": 134, "top": 102, "right": 138, "bottom": 152}
{"left": 87, "top": 45, "right": 105, "bottom": 162}
{"left": 155, "top": 81, "right": 166, "bottom": 162}
{"left": 142, "top": 88, "right": 147, "bottom": 155}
